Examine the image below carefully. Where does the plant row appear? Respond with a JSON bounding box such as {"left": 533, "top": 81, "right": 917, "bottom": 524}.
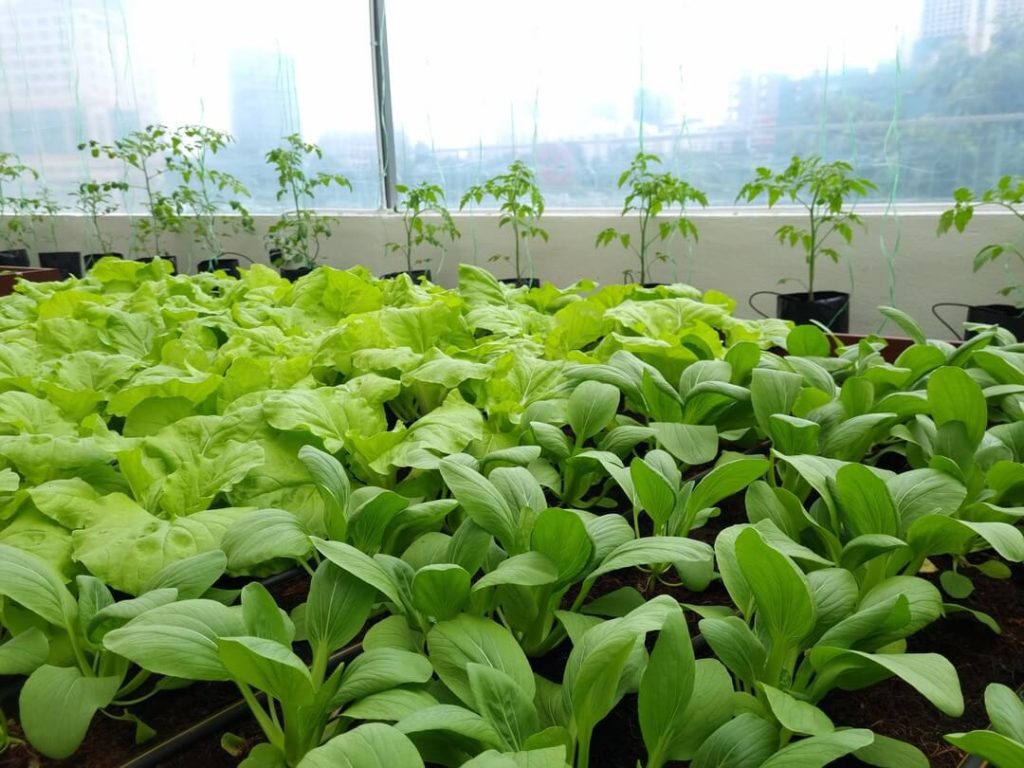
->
{"left": 0, "top": 262, "right": 1022, "bottom": 766}
{"left": 2, "top": 129, "right": 1022, "bottom": 303}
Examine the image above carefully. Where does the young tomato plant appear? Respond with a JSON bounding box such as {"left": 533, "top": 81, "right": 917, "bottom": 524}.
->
{"left": 266, "top": 134, "right": 353, "bottom": 270}
{"left": 596, "top": 152, "right": 708, "bottom": 284}
{"left": 938, "top": 174, "right": 1024, "bottom": 305}
{"left": 0, "top": 152, "right": 37, "bottom": 252}
{"left": 80, "top": 125, "right": 183, "bottom": 258}
{"left": 70, "top": 180, "right": 129, "bottom": 254}
{"left": 460, "top": 160, "right": 547, "bottom": 281}
{"left": 165, "top": 125, "right": 255, "bottom": 262}
{"left": 387, "top": 182, "right": 460, "bottom": 274}
{"left": 736, "top": 155, "right": 877, "bottom": 300}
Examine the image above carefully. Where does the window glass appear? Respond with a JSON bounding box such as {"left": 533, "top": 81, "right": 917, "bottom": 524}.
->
{"left": 0, "top": 0, "right": 380, "bottom": 210}
{"left": 387, "top": 0, "right": 1024, "bottom": 206}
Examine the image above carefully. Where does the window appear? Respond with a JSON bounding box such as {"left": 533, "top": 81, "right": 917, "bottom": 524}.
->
{"left": 0, "top": 0, "right": 380, "bottom": 210}
{"left": 0, "top": 0, "right": 1021, "bottom": 210}
{"left": 386, "top": 0, "right": 1024, "bottom": 205}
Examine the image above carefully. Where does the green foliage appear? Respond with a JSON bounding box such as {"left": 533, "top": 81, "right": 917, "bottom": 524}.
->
{"left": 265, "top": 134, "right": 353, "bottom": 269}
{"left": 165, "top": 125, "right": 255, "bottom": 260}
{"left": 388, "top": 182, "right": 460, "bottom": 273}
{"left": 595, "top": 152, "right": 708, "bottom": 284}
{"left": 0, "top": 544, "right": 228, "bottom": 757}
{"left": 460, "top": 160, "right": 547, "bottom": 280}
{"left": 938, "top": 175, "right": 1024, "bottom": 305}
{"left": 80, "top": 125, "right": 181, "bottom": 257}
{"left": 70, "top": 180, "right": 130, "bottom": 254}
{"left": 0, "top": 153, "right": 59, "bottom": 253}
{"left": 737, "top": 155, "right": 877, "bottom": 300}
{"left": 0, "top": 261, "right": 1020, "bottom": 767}
{"left": 946, "top": 683, "right": 1024, "bottom": 766}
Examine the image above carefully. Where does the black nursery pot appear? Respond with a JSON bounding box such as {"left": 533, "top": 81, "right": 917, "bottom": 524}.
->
{"left": 135, "top": 255, "right": 178, "bottom": 275}
{"left": 381, "top": 269, "right": 432, "bottom": 283}
{"left": 0, "top": 249, "right": 30, "bottom": 267}
{"left": 932, "top": 302, "right": 1024, "bottom": 340}
{"left": 197, "top": 258, "right": 241, "bottom": 278}
{"left": 500, "top": 277, "right": 542, "bottom": 289}
{"left": 280, "top": 266, "right": 314, "bottom": 282}
{"left": 38, "top": 251, "right": 83, "bottom": 279}
{"left": 83, "top": 252, "right": 124, "bottom": 271}
{"left": 967, "top": 304, "right": 1024, "bottom": 340}
{"left": 749, "top": 289, "right": 850, "bottom": 332}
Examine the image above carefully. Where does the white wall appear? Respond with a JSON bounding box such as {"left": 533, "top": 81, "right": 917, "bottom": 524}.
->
{"left": 7, "top": 208, "right": 1020, "bottom": 337}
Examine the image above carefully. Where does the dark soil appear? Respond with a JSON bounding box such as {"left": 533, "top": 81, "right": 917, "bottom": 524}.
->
{"left": 825, "top": 560, "right": 1024, "bottom": 768}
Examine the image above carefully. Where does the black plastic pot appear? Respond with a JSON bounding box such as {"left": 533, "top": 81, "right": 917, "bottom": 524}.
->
{"left": 381, "top": 269, "right": 432, "bottom": 283}
{"left": 0, "top": 249, "right": 30, "bottom": 267}
{"left": 84, "top": 252, "right": 124, "bottom": 271}
{"left": 280, "top": 266, "right": 314, "bottom": 282}
{"left": 932, "top": 302, "right": 1024, "bottom": 341}
{"left": 500, "top": 277, "right": 542, "bottom": 289}
{"left": 749, "top": 290, "right": 850, "bottom": 332}
{"left": 134, "top": 255, "right": 177, "bottom": 275}
{"left": 197, "top": 258, "right": 241, "bottom": 278}
{"left": 38, "top": 251, "right": 84, "bottom": 279}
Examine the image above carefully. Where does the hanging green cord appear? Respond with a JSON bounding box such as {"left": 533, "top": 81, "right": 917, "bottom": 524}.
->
{"left": 876, "top": 46, "right": 904, "bottom": 334}
{"left": 100, "top": 0, "right": 132, "bottom": 217}
{"left": 525, "top": 83, "right": 541, "bottom": 281}
{"left": 670, "top": 66, "right": 692, "bottom": 286}
{"left": 637, "top": 46, "right": 645, "bottom": 153}
{"left": 818, "top": 52, "right": 830, "bottom": 158}
{"left": 839, "top": 52, "right": 857, "bottom": 310}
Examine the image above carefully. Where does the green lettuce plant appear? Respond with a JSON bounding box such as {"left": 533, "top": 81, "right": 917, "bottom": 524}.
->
{"left": 736, "top": 155, "right": 877, "bottom": 301}
{"left": 938, "top": 175, "right": 1024, "bottom": 306}
{"left": 596, "top": 151, "right": 708, "bottom": 284}
{"left": 460, "top": 160, "right": 547, "bottom": 282}
{"left": 265, "top": 134, "right": 352, "bottom": 270}
{"left": 387, "top": 182, "right": 460, "bottom": 274}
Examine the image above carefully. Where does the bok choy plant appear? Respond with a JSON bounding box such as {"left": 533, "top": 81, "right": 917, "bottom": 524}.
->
{"left": 104, "top": 562, "right": 431, "bottom": 767}
{"left": 311, "top": 453, "right": 713, "bottom": 657}
{"left": 0, "top": 546, "right": 227, "bottom": 758}
{"left": 698, "top": 525, "right": 962, "bottom": 767}
{"left": 945, "top": 682, "right": 1024, "bottom": 766}
{"left": 221, "top": 446, "right": 457, "bottom": 575}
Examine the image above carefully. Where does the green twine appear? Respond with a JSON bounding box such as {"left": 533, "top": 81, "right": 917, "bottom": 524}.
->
{"left": 876, "top": 45, "right": 905, "bottom": 334}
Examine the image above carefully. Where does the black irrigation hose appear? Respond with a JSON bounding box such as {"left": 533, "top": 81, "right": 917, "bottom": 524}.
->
{"left": 118, "top": 642, "right": 362, "bottom": 768}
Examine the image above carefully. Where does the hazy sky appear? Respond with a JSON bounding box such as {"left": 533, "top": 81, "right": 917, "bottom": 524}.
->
{"left": 124, "top": 0, "right": 924, "bottom": 145}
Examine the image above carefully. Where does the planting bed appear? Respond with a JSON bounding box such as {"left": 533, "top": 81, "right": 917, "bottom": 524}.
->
{"left": 1, "top": 260, "right": 1024, "bottom": 768}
